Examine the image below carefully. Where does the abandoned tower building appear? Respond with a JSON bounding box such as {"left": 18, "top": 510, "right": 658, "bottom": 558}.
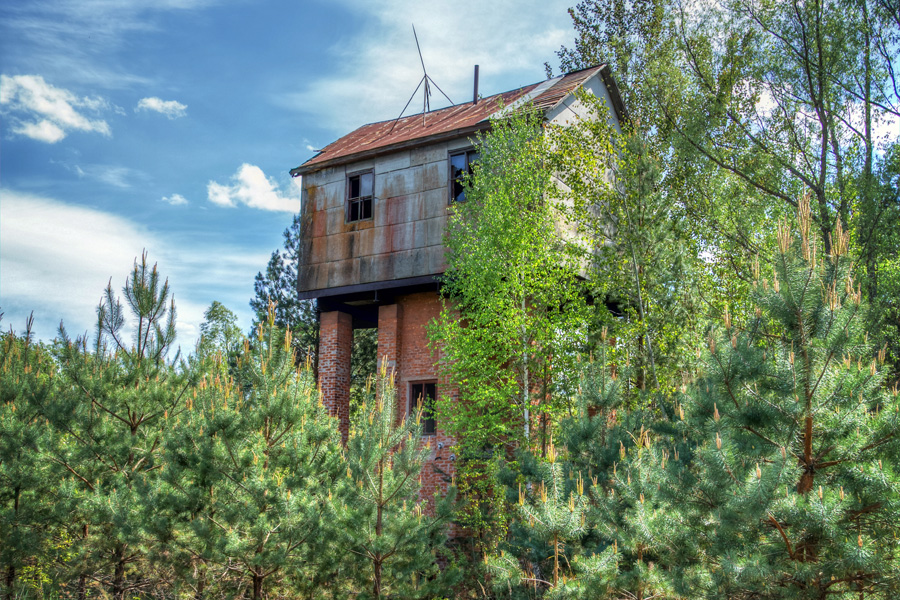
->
{"left": 290, "top": 64, "right": 625, "bottom": 495}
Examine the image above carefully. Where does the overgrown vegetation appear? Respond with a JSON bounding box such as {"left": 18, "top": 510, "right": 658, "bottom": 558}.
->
{"left": 3, "top": 0, "right": 897, "bottom": 597}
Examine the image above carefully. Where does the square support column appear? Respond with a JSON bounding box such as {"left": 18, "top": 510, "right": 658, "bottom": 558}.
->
{"left": 377, "top": 304, "right": 403, "bottom": 420}
{"left": 319, "top": 310, "right": 353, "bottom": 443}
{"left": 377, "top": 303, "right": 403, "bottom": 378}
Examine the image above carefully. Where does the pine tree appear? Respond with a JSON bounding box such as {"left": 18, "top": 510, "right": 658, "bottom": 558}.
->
{"left": 660, "top": 198, "right": 900, "bottom": 598}
{"left": 49, "top": 252, "right": 188, "bottom": 600}
{"left": 0, "top": 315, "right": 61, "bottom": 599}
{"left": 336, "top": 364, "right": 455, "bottom": 599}
{"left": 251, "top": 214, "right": 319, "bottom": 367}
{"left": 252, "top": 213, "right": 378, "bottom": 404}
{"left": 494, "top": 443, "right": 592, "bottom": 593}
{"left": 161, "top": 302, "right": 343, "bottom": 600}
{"left": 558, "top": 344, "right": 679, "bottom": 600}
{"left": 495, "top": 340, "right": 677, "bottom": 600}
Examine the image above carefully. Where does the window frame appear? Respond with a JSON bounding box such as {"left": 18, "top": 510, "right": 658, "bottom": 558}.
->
{"left": 346, "top": 169, "right": 374, "bottom": 223}
{"left": 409, "top": 381, "right": 437, "bottom": 436}
{"left": 448, "top": 148, "right": 478, "bottom": 204}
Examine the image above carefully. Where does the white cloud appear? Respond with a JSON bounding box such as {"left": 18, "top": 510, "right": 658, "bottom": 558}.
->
{"left": 207, "top": 164, "right": 302, "bottom": 213}
{"left": 14, "top": 120, "right": 67, "bottom": 143}
{"left": 278, "top": 0, "right": 573, "bottom": 133}
{"left": 136, "top": 96, "right": 187, "bottom": 119}
{"left": 0, "top": 189, "right": 156, "bottom": 341}
{"left": 162, "top": 193, "right": 188, "bottom": 206}
{"left": 0, "top": 74, "right": 112, "bottom": 142}
{"left": 0, "top": 189, "right": 266, "bottom": 352}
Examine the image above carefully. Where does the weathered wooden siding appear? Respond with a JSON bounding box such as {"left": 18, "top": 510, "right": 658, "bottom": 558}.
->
{"left": 298, "top": 138, "right": 474, "bottom": 294}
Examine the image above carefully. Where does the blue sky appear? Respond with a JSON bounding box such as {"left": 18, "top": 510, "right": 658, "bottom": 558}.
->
{"left": 1, "top": 0, "right": 575, "bottom": 352}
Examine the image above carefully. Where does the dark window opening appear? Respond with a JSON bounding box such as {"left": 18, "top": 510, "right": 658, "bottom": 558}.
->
{"left": 410, "top": 381, "right": 437, "bottom": 436}
{"left": 347, "top": 170, "right": 374, "bottom": 222}
{"left": 449, "top": 149, "right": 479, "bottom": 203}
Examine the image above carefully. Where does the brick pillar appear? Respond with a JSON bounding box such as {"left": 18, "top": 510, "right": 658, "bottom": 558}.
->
{"left": 319, "top": 311, "right": 353, "bottom": 443}
{"left": 377, "top": 303, "right": 403, "bottom": 416}
{"left": 377, "top": 303, "right": 402, "bottom": 374}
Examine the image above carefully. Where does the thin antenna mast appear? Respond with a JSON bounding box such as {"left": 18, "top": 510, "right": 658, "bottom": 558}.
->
{"left": 387, "top": 25, "right": 455, "bottom": 134}
{"left": 413, "top": 24, "right": 431, "bottom": 120}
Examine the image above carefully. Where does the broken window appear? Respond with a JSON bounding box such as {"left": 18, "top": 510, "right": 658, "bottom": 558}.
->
{"left": 449, "top": 149, "right": 478, "bottom": 203}
{"left": 347, "top": 170, "right": 374, "bottom": 222}
{"left": 410, "top": 381, "right": 437, "bottom": 436}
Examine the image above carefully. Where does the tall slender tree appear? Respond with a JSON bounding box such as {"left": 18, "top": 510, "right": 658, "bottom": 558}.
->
{"left": 432, "top": 107, "right": 589, "bottom": 453}
{"left": 48, "top": 253, "right": 188, "bottom": 599}
{"left": 252, "top": 213, "right": 378, "bottom": 397}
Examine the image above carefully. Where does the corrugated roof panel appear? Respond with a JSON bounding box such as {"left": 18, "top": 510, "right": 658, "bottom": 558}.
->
{"left": 291, "top": 65, "right": 607, "bottom": 175}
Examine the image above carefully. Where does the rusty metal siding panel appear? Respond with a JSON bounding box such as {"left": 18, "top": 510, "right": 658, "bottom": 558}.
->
{"left": 422, "top": 188, "right": 447, "bottom": 220}
{"left": 298, "top": 140, "right": 456, "bottom": 294}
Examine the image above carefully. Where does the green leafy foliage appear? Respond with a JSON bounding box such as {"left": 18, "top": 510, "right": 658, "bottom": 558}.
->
{"left": 432, "top": 106, "right": 589, "bottom": 453}
{"left": 548, "top": 99, "right": 705, "bottom": 403}
{"left": 429, "top": 107, "right": 591, "bottom": 559}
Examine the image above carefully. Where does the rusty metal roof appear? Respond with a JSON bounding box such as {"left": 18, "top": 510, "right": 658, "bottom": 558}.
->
{"left": 291, "top": 65, "right": 615, "bottom": 176}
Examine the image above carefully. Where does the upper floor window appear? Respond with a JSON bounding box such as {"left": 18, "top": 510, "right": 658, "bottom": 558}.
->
{"left": 410, "top": 381, "right": 437, "bottom": 436}
{"left": 347, "top": 170, "right": 374, "bottom": 222}
{"left": 449, "top": 149, "right": 478, "bottom": 203}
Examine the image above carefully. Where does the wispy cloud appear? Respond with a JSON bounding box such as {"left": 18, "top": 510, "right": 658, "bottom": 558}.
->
{"left": 0, "top": 74, "right": 112, "bottom": 142}
{"left": 1, "top": 0, "right": 214, "bottom": 90}
{"left": 162, "top": 193, "right": 189, "bottom": 206}
{"left": 0, "top": 188, "right": 266, "bottom": 350}
{"left": 71, "top": 164, "right": 147, "bottom": 188}
{"left": 278, "top": 0, "right": 572, "bottom": 133}
{"left": 136, "top": 96, "right": 187, "bottom": 119}
{"left": 208, "top": 164, "right": 301, "bottom": 213}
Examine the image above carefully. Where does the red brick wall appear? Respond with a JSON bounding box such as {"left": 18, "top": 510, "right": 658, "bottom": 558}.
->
{"left": 319, "top": 310, "right": 353, "bottom": 443}
{"left": 389, "top": 292, "right": 457, "bottom": 508}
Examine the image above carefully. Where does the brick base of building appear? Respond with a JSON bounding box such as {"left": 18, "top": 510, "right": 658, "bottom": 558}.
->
{"left": 318, "top": 291, "right": 457, "bottom": 508}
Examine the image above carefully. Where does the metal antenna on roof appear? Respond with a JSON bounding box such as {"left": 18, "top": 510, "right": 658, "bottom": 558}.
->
{"left": 387, "top": 25, "right": 455, "bottom": 134}
{"left": 414, "top": 24, "right": 431, "bottom": 117}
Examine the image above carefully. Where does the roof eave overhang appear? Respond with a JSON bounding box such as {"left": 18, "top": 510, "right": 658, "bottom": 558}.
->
{"left": 290, "top": 120, "right": 495, "bottom": 177}
{"left": 598, "top": 64, "right": 630, "bottom": 125}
